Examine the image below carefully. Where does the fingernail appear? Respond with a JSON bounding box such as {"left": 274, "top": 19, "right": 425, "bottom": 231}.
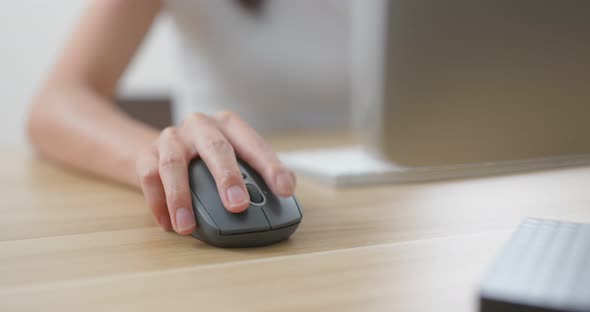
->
{"left": 227, "top": 185, "right": 247, "bottom": 208}
{"left": 175, "top": 207, "right": 195, "bottom": 231}
{"left": 276, "top": 169, "right": 294, "bottom": 196}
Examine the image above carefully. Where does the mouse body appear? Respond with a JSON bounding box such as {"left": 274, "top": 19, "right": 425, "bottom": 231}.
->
{"left": 188, "top": 159, "right": 302, "bottom": 248}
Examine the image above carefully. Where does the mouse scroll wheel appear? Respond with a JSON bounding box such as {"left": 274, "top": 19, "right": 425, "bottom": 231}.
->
{"left": 246, "top": 183, "right": 264, "bottom": 204}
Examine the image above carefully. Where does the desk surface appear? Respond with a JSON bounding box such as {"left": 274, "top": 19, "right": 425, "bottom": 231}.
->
{"left": 1, "top": 133, "right": 590, "bottom": 312}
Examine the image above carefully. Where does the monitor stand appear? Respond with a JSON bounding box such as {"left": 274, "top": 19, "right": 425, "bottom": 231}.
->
{"left": 279, "top": 145, "right": 590, "bottom": 187}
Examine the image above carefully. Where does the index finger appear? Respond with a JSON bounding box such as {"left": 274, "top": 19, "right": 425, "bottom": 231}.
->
{"left": 181, "top": 113, "right": 250, "bottom": 213}
{"left": 213, "top": 111, "right": 296, "bottom": 197}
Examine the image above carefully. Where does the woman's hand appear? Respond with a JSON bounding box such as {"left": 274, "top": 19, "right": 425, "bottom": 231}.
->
{"left": 135, "top": 111, "right": 296, "bottom": 234}
{"left": 25, "top": 1, "right": 294, "bottom": 236}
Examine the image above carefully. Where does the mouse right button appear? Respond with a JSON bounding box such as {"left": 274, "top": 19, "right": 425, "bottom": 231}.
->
{"left": 261, "top": 196, "right": 302, "bottom": 229}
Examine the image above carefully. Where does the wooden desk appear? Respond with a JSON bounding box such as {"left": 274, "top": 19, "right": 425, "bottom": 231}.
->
{"left": 2, "top": 133, "right": 590, "bottom": 311}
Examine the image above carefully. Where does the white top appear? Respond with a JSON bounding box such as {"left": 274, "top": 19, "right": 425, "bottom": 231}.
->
{"left": 163, "top": 0, "right": 352, "bottom": 131}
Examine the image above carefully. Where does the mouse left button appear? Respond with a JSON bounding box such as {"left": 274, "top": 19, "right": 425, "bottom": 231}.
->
{"left": 189, "top": 159, "right": 271, "bottom": 235}
{"left": 212, "top": 206, "right": 270, "bottom": 235}
{"left": 191, "top": 193, "right": 218, "bottom": 232}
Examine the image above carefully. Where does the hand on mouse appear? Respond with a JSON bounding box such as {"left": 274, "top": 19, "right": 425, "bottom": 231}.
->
{"left": 134, "top": 111, "right": 296, "bottom": 235}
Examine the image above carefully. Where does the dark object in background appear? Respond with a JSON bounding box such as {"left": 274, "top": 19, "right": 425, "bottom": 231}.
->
{"left": 188, "top": 158, "right": 302, "bottom": 248}
{"left": 479, "top": 218, "right": 590, "bottom": 312}
{"left": 237, "top": 0, "right": 266, "bottom": 15}
{"left": 117, "top": 95, "right": 172, "bottom": 129}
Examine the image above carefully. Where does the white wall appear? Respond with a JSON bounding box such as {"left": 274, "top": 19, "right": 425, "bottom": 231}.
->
{"left": 0, "top": 1, "right": 175, "bottom": 145}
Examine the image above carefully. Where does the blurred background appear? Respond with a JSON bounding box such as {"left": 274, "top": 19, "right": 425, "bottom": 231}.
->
{"left": 0, "top": 0, "right": 176, "bottom": 146}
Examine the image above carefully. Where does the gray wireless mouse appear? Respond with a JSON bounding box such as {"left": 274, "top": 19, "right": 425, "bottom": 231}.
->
{"left": 188, "top": 158, "right": 302, "bottom": 248}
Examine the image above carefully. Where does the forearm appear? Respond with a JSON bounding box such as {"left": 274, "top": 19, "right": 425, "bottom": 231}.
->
{"left": 27, "top": 84, "right": 159, "bottom": 188}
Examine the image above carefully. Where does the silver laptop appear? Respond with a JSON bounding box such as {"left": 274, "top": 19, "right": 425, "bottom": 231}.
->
{"left": 281, "top": 0, "right": 590, "bottom": 186}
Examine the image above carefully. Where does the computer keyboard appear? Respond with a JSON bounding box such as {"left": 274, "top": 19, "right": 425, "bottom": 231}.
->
{"left": 480, "top": 218, "right": 590, "bottom": 312}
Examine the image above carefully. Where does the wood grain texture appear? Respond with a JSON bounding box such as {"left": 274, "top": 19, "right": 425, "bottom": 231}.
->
{"left": 0, "top": 231, "right": 511, "bottom": 312}
{"left": 1, "top": 133, "right": 590, "bottom": 311}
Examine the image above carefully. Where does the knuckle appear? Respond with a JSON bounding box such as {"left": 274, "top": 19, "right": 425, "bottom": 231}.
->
{"left": 159, "top": 154, "right": 185, "bottom": 169}
{"left": 253, "top": 137, "right": 270, "bottom": 151}
{"left": 160, "top": 127, "right": 180, "bottom": 141}
{"left": 166, "top": 189, "right": 186, "bottom": 207}
{"left": 186, "top": 112, "right": 209, "bottom": 125}
{"left": 214, "top": 110, "right": 239, "bottom": 124}
{"left": 218, "top": 169, "right": 243, "bottom": 186}
{"left": 202, "top": 138, "right": 233, "bottom": 155}
{"left": 138, "top": 164, "right": 159, "bottom": 185}
{"left": 266, "top": 164, "right": 284, "bottom": 178}
{"left": 135, "top": 150, "right": 160, "bottom": 185}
